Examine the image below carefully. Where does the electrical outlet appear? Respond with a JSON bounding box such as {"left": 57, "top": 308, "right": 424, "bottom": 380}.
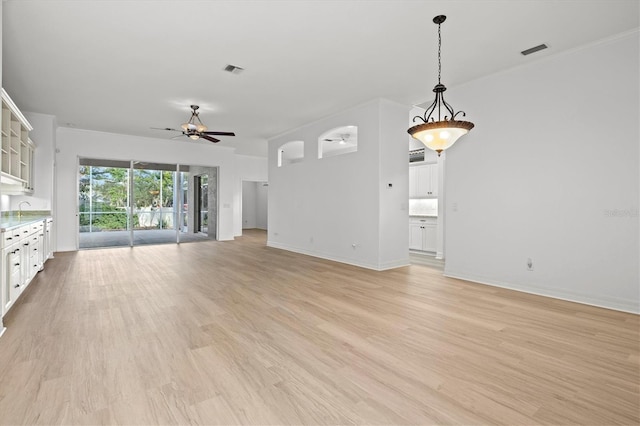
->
{"left": 527, "top": 258, "right": 534, "bottom": 271}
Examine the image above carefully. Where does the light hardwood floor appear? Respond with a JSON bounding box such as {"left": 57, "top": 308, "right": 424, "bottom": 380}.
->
{"left": 0, "top": 229, "right": 638, "bottom": 425}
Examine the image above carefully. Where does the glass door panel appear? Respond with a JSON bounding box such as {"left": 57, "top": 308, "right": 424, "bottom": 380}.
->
{"left": 194, "top": 174, "right": 208, "bottom": 234}
{"left": 132, "top": 162, "right": 177, "bottom": 246}
{"left": 78, "top": 159, "right": 131, "bottom": 249}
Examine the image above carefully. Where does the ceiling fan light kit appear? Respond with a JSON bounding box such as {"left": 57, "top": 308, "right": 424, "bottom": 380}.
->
{"left": 181, "top": 105, "right": 209, "bottom": 135}
{"left": 408, "top": 15, "right": 474, "bottom": 156}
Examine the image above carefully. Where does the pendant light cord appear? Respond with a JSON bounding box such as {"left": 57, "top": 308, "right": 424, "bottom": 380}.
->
{"left": 437, "top": 22, "right": 442, "bottom": 85}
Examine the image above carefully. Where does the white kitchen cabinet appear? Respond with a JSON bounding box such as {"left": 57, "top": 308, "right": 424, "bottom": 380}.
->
{"left": 409, "top": 217, "right": 437, "bottom": 253}
{"left": 1, "top": 218, "right": 49, "bottom": 317}
{"left": 409, "top": 163, "right": 438, "bottom": 198}
{"left": 1, "top": 88, "right": 35, "bottom": 194}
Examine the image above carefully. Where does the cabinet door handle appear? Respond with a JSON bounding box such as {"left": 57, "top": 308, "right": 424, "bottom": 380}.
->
{"left": 14, "top": 263, "right": 20, "bottom": 266}
{"left": 6, "top": 237, "right": 12, "bottom": 240}
{"left": 14, "top": 284, "right": 20, "bottom": 288}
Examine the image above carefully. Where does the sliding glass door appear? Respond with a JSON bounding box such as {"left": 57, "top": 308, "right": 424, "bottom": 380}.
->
{"left": 78, "top": 159, "right": 216, "bottom": 249}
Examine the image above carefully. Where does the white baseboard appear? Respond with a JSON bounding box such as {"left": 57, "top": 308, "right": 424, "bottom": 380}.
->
{"left": 267, "top": 241, "right": 409, "bottom": 271}
{"left": 443, "top": 271, "right": 640, "bottom": 314}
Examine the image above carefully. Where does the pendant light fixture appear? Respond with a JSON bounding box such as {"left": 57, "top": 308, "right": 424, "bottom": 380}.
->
{"left": 408, "top": 15, "right": 474, "bottom": 156}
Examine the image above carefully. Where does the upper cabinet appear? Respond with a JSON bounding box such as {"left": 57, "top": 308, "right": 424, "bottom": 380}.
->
{"left": 409, "top": 163, "right": 438, "bottom": 198}
{"left": 1, "top": 89, "right": 35, "bottom": 193}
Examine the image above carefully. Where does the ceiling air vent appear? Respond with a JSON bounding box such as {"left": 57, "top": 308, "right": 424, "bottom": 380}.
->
{"left": 409, "top": 148, "right": 425, "bottom": 163}
{"left": 521, "top": 43, "right": 548, "bottom": 56}
{"left": 223, "top": 64, "right": 244, "bottom": 74}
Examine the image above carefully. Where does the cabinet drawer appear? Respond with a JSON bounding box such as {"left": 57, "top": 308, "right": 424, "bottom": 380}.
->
{"left": 3, "top": 229, "right": 24, "bottom": 244}
{"left": 30, "top": 222, "right": 44, "bottom": 232}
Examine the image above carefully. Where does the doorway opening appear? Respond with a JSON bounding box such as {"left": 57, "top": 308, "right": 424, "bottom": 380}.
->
{"left": 241, "top": 181, "right": 268, "bottom": 233}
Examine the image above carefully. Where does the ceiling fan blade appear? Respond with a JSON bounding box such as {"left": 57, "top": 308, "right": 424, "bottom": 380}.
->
{"left": 202, "top": 131, "right": 235, "bottom": 136}
{"left": 201, "top": 135, "right": 220, "bottom": 143}
{"left": 151, "top": 127, "right": 181, "bottom": 132}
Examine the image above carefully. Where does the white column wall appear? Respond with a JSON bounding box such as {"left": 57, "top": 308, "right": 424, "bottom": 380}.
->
{"left": 268, "top": 98, "right": 409, "bottom": 270}
{"left": 378, "top": 99, "right": 412, "bottom": 268}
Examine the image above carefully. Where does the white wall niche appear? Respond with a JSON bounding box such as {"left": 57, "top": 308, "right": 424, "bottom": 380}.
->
{"left": 277, "top": 140, "right": 304, "bottom": 167}
{"left": 318, "top": 125, "right": 358, "bottom": 159}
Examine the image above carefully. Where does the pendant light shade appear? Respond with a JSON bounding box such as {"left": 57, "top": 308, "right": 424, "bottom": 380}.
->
{"left": 408, "top": 15, "right": 474, "bottom": 156}
{"left": 408, "top": 120, "right": 472, "bottom": 153}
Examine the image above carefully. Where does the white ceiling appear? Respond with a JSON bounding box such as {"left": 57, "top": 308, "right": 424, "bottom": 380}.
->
{"left": 3, "top": 0, "right": 638, "bottom": 157}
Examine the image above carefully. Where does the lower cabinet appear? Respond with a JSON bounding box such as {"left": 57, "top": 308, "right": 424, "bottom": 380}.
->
{"left": 1, "top": 218, "right": 49, "bottom": 316}
{"left": 409, "top": 217, "right": 437, "bottom": 252}
{"left": 3, "top": 242, "right": 21, "bottom": 313}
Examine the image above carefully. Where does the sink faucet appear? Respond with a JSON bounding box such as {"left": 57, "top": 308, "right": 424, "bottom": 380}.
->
{"left": 18, "top": 201, "right": 31, "bottom": 219}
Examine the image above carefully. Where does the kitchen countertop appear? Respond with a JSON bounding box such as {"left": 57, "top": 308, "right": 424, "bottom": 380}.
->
{"left": 0, "top": 215, "right": 52, "bottom": 232}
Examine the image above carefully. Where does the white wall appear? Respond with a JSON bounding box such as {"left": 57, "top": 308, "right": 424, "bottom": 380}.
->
{"left": 55, "top": 127, "right": 238, "bottom": 251}
{"left": 443, "top": 31, "right": 639, "bottom": 313}
{"left": 268, "top": 98, "right": 410, "bottom": 270}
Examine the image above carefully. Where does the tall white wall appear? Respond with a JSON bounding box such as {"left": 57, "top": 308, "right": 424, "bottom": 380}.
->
{"left": 268, "top": 98, "right": 409, "bottom": 270}
{"left": 443, "top": 31, "right": 639, "bottom": 313}
{"left": 378, "top": 100, "right": 412, "bottom": 267}
{"left": 55, "top": 127, "right": 238, "bottom": 251}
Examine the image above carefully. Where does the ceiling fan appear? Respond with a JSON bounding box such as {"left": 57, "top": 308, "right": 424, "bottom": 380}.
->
{"left": 323, "top": 134, "right": 352, "bottom": 145}
{"left": 152, "top": 105, "right": 235, "bottom": 143}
